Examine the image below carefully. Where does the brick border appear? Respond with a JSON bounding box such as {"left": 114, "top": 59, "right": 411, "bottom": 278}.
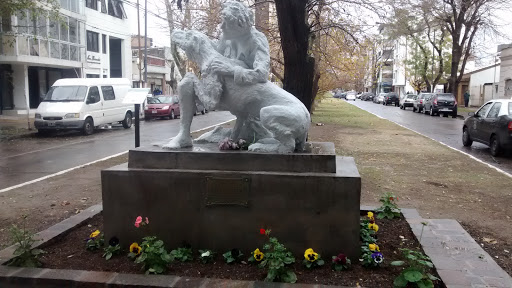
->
{"left": 2, "top": 204, "right": 510, "bottom": 287}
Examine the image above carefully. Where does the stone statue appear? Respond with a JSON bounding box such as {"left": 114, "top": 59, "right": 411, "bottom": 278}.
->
{"left": 163, "top": 1, "right": 310, "bottom": 153}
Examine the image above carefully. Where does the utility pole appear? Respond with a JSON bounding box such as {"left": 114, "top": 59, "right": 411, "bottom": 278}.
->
{"left": 431, "top": 30, "right": 435, "bottom": 93}
{"left": 137, "top": 0, "right": 142, "bottom": 88}
{"left": 144, "top": 0, "right": 148, "bottom": 89}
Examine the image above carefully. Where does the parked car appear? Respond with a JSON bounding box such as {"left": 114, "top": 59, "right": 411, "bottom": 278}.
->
{"left": 34, "top": 78, "right": 133, "bottom": 135}
{"left": 413, "top": 93, "right": 432, "bottom": 113}
{"left": 356, "top": 93, "right": 363, "bottom": 99}
{"left": 462, "top": 99, "right": 512, "bottom": 156}
{"left": 346, "top": 91, "right": 357, "bottom": 101}
{"left": 364, "top": 92, "right": 375, "bottom": 101}
{"left": 333, "top": 91, "right": 343, "bottom": 99}
{"left": 423, "top": 93, "right": 457, "bottom": 117}
{"left": 375, "top": 93, "right": 386, "bottom": 104}
{"left": 383, "top": 92, "right": 399, "bottom": 106}
{"left": 195, "top": 100, "right": 207, "bottom": 115}
{"left": 145, "top": 95, "right": 180, "bottom": 120}
{"left": 399, "top": 94, "right": 416, "bottom": 109}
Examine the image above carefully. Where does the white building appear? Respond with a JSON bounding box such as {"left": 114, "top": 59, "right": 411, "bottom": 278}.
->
{"left": 465, "top": 64, "right": 500, "bottom": 107}
{"left": 0, "top": 0, "right": 131, "bottom": 117}
{"left": 497, "top": 45, "right": 512, "bottom": 99}
{"left": 392, "top": 36, "right": 415, "bottom": 97}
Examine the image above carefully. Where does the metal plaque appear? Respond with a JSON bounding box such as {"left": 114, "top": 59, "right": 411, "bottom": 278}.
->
{"left": 205, "top": 177, "right": 250, "bottom": 206}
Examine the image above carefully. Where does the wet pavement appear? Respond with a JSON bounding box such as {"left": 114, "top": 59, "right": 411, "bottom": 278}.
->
{"left": 347, "top": 99, "right": 512, "bottom": 175}
{"left": 0, "top": 111, "right": 235, "bottom": 190}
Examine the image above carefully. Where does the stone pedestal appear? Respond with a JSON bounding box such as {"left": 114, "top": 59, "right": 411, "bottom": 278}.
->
{"left": 101, "top": 142, "right": 361, "bottom": 259}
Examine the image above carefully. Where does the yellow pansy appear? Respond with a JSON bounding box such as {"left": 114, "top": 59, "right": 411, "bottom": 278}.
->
{"left": 253, "top": 248, "right": 264, "bottom": 261}
{"left": 304, "top": 248, "right": 319, "bottom": 262}
{"left": 368, "top": 223, "right": 379, "bottom": 232}
{"left": 369, "top": 243, "right": 380, "bottom": 252}
{"left": 367, "top": 212, "right": 374, "bottom": 220}
{"left": 89, "top": 230, "right": 100, "bottom": 238}
{"left": 130, "top": 242, "right": 142, "bottom": 255}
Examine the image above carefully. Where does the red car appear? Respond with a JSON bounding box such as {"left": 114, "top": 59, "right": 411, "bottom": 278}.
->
{"left": 144, "top": 96, "right": 180, "bottom": 120}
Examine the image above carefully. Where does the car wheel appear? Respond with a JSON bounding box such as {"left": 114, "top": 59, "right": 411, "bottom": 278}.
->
{"left": 452, "top": 112, "right": 457, "bottom": 118}
{"left": 170, "top": 110, "right": 175, "bottom": 120}
{"left": 83, "top": 117, "right": 94, "bottom": 135}
{"left": 462, "top": 127, "right": 473, "bottom": 147}
{"left": 490, "top": 135, "right": 501, "bottom": 157}
{"left": 122, "top": 112, "right": 132, "bottom": 128}
{"left": 430, "top": 107, "right": 435, "bottom": 116}
{"left": 413, "top": 107, "right": 417, "bottom": 112}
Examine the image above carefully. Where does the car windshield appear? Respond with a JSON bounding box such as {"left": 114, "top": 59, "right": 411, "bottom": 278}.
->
{"left": 147, "top": 97, "right": 161, "bottom": 104}
{"left": 407, "top": 95, "right": 415, "bottom": 99}
{"left": 437, "top": 94, "right": 455, "bottom": 101}
{"left": 43, "top": 86, "right": 88, "bottom": 102}
{"left": 156, "top": 96, "right": 173, "bottom": 104}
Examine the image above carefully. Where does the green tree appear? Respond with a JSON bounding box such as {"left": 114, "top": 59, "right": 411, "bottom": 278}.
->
{"left": 0, "top": 0, "right": 60, "bottom": 31}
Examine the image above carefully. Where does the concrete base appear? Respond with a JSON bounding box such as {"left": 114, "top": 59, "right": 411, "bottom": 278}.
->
{"left": 101, "top": 142, "right": 361, "bottom": 259}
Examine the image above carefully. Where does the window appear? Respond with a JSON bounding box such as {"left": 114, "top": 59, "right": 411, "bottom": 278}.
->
{"left": 476, "top": 102, "right": 493, "bottom": 118}
{"left": 86, "top": 0, "right": 98, "bottom": 10}
{"left": 486, "top": 102, "right": 502, "bottom": 118}
{"left": 49, "top": 19, "right": 59, "bottom": 39}
{"left": 108, "top": 0, "right": 127, "bottom": 19}
{"left": 101, "top": 86, "right": 115, "bottom": 100}
{"left": 86, "top": 74, "right": 100, "bottom": 78}
{"left": 102, "top": 34, "right": 106, "bottom": 54}
{"left": 87, "top": 86, "right": 101, "bottom": 104}
{"left": 69, "top": 18, "right": 78, "bottom": 43}
{"left": 60, "top": 17, "right": 68, "bottom": 42}
{"left": 86, "top": 30, "right": 99, "bottom": 52}
{"left": 1, "top": 11, "right": 12, "bottom": 32}
{"left": 100, "top": 0, "right": 107, "bottom": 13}
{"left": 17, "top": 11, "right": 28, "bottom": 34}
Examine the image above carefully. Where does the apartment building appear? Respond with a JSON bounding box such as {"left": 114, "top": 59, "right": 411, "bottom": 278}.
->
{"left": 0, "top": 0, "right": 131, "bottom": 117}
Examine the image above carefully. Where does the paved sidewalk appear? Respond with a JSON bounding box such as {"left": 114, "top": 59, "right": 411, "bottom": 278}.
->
{"left": 404, "top": 209, "right": 512, "bottom": 288}
{"left": 0, "top": 116, "right": 35, "bottom": 140}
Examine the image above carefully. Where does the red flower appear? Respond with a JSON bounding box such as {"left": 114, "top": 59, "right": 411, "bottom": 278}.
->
{"left": 260, "top": 229, "right": 266, "bottom": 235}
{"left": 389, "top": 197, "right": 394, "bottom": 201}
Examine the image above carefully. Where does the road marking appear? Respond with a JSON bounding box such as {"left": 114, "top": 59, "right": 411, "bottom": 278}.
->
{"left": 0, "top": 117, "right": 236, "bottom": 194}
{"left": 0, "top": 151, "right": 129, "bottom": 194}
{"left": 348, "top": 101, "right": 512, "bottom": 179}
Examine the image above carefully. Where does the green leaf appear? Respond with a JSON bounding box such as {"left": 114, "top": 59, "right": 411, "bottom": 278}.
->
{"left": 265, "top": 269, "right": 277, "bottom": 282}
{"left": 404, "top": 270, "right": 423, "bottom": 282}
{"left": 281, "top": 270, "right": 297, "bottom": 283}
{"left": 393, "top": 274, "right": 409, "bottom": 288}
{"left": 316, "top": 259, "right": 325, "bottom": 266}
{"left": 417, "top": 259, "right": 434, "bottom": 268}
{"left": 417, "top": 279, "right": 434, "bottom": 288}
{"left": 391, "top": 260, "right": 405, "bottom": 266}
{"left": 426, "top": 273, "right": 440, "bottom": 281}
{"left": 106, "top": 253, "right": 112, "bottom": 260}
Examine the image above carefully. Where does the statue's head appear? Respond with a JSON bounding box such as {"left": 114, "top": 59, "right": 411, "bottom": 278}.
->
{"left": 220, "top": 1, "right": 254, "bottom": 40}
{"left": 171, "top": 30, "right": 213, "bottom": 59}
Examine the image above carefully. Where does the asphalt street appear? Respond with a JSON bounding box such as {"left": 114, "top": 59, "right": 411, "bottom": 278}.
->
{"left": 346, "top": 99, "right": 512, "bottom": 175}
{"left": 0, "top": 111, "right": 235, "bottom": 190}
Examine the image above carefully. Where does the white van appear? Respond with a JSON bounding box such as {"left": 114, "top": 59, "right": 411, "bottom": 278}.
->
{"left": 35, "top": 78, "right": 133, "bottom": 135}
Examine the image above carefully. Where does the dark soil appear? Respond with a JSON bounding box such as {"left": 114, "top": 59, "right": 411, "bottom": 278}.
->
{"left": 460, "top": 221, "right": 512, "bottom": 277}
{"left": 38, "top": 212, "right": 444, "bottom": 287}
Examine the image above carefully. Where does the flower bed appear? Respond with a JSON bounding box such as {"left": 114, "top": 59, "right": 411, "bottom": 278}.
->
{"left": 29, "top": 209, "right": 444, "bottom": 287}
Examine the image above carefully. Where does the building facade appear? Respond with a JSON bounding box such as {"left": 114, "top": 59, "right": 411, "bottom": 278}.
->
{"left": 0, "top": 0, "right": 131, "bottom": 117}
{"left": 131, "top": 37, "right": 178, "bottom": 95}
{"left": 497, "top": 45, "right": 512, "bottom": 99}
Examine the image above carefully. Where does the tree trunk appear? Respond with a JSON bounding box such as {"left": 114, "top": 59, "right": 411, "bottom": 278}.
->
{"left": 447, "top": 45, "right": 461, "bottom": 93}
{"left": 165, "top": 0, "right": 186, "bottom": 87}
{"left": 274, "top": 0, "right": 314, "bottom": 112}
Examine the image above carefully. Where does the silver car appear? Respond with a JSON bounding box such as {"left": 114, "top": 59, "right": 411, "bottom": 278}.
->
{"left": 413, "top": 93, "right": 433, "bottom": 113}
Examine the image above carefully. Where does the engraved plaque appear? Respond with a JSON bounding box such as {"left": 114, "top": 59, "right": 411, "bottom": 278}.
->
{"left": 205, "top": 177, "right": 250, "bottom": 206}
